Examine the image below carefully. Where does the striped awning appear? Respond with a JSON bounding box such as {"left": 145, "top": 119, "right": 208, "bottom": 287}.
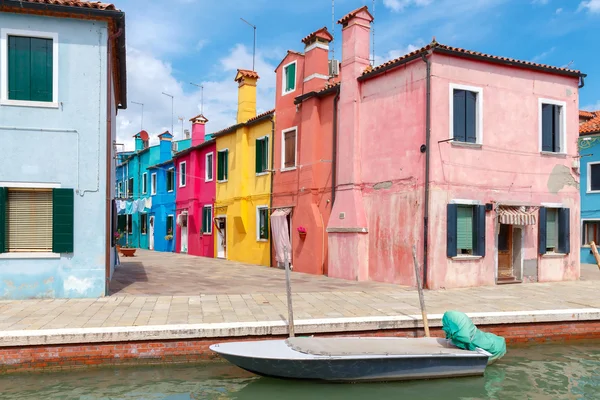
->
{"left": 498, "top": 206, "right": 536, "bottom": 225}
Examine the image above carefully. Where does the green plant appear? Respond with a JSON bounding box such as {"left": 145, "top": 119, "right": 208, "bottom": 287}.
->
{"left": 165, "top": 235, "right": 173, "bottom": 241}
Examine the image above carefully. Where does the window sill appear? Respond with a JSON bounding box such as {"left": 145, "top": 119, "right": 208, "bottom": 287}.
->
{"left": 542, "top": 252, "right": 567, "bottom": 258}
{"left": 179, "top": 185, "right": 186, "bottom": 188}
{"left": 256, "top": 172, "right": 269, "bottom": 177}
{"left": 0, "top": 252, "right": 61, "bottom": 259}
{"left": 218, "top": 180, "right": 228, "bottom": 184}
{"left": 257, "top": 239, "right": 269, "bottom": 242}
{"left": 202, "top": 232, "right": 213, "bottom": 236}
{"left": 540, "top": 151, "right": 567, "bottom": 158}
{"left": 586, "top": 190, "right": 600, "bottom": 194}
{"left": 451, "top": 141, "right": 482, "bottom": 149}
{"left": 451, "top": 255, "right": 483, "bottom": 261}
{"left": 205, "top": 178, "right": 214, "bottom": 183}
{"left": 281, "top": 167, "right": 297, "bottom": 173}
{"left": 0, "top": 99, "right": 59, "bottom": 109}
{"left": 167, "top": 190, "right": 173, "bottom": 193}
{"left": 282, "top": 89, "right": 296, "bottom": 96}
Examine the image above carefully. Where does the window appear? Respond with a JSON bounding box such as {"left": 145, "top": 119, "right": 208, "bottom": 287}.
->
{"left": 587, "top": 162, "right": 600, "bottom": 193}
{"left": 127, "top": 214, "right": 133, "bottom": 234}
{"left": 539, "top": 207, "right": 570, "bottom": 254}
{"left": 446, "top": 203, "right": 485, "bottom": 257}
{"left": 282, "top": 61, "right": 297, "bottom": 94}
{"left": 118, "top": 182, "right": 124, "bottom": 198}
{"left": 255, "top": 137, "right": 269, "bottom": 174}
{"left": 142, "top": 173, "right": 147, "bottom": 194}
{"left": 0, "top": 187, "right": 74, "bottom": 254}
{"left": 128, "top": 178, "right": 133, "bottom": 197}
{"left": 166, "top": 169, "right": 174, "bottom": 192}
{"left": 539, "top": 99, "right": 566, "bottom": 153}
{"left": 217, "top": 149, "right": 229, "bottom": 182}
{"left": 257, "top": 206, "right": 269, "bottom": 241}
{"left": 124, "top": 179, "right": 129, "bottom": 198}
{"left": 140, "top": 213, "right": 147, "bottom": 235}
{"left": 179, "top": 162, "right": 187, "bottom": 187}
{"left": 1, "top": 29, "right": 58, "bottom": 106}
{"left": 166, "top": 215, "right": 174, "bottom": 236}
{"left": 151, "top": 173, "right": 157, "bottom": 195}
{"left": 202, "top": 205, "right": 213, "bottom": 234}
{"left": 583, "top": 221, "right": 600, "bottom": 245}
{"left": 450, "top": 85, "right": 482, "bottom": 144}
{"left": 282, "top": 128, "right": 297, "bottom": 170}
{"left": 205, "top": 152, "right": 214, "bottom": 182}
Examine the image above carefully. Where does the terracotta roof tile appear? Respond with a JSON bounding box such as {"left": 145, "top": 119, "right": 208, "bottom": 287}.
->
{"left": 13, "top": 0, "right": 118, "bottom": 11}
{"left": 337, "top": 5, "right": 374, "bottom": 25}
{"left": 362, "top": 41, "right": 583, "bottom": 79}
{"left": 235, "top": 69, "right": 259, "bottom": 81}
{"left": 189, "top": 113, "right": 208, "bottom": 123}
{"left": 580, "top": 110, "right": 596, "bottom": 119}
{"left": 580, "top": 111, "right": 600, "bottom": 135}
{"left": 211, "top": 109, "right": 274, "bottom": 139}
{"left": 301, "top": 27, "right": 333, "bottom": 44}
{"left": 247, "top": 108, "right": 275, "bottom": 123}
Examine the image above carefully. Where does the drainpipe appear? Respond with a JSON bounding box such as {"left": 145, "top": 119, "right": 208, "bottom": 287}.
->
{"left": 269, "top": 115, "right": 275, "bottom": 268}
{"left": 331, "top": 89, "right": 340, "bottom": 205}
{"left": 421, "top": 52, "right": 431, "bottom": 289}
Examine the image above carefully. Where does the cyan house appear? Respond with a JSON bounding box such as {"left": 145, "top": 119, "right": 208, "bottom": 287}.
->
{"left": 0, "top": 1, "right": 127, "bottom": 299}
{"left": 579, "top": 110, "right": 600, "bottom": 264}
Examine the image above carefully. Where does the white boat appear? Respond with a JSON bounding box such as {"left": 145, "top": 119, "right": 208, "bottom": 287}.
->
{"left": 210, "top": 336, "right": 491, "bottom": 382}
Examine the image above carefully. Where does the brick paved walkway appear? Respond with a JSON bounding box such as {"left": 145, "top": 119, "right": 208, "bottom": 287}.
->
{"left": 0, "top": 250, "right": 598, "bottom": 331}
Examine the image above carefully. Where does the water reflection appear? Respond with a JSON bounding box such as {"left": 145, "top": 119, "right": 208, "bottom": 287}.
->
{"left": 0, "top": 341, "right": 598, "bottom": 400}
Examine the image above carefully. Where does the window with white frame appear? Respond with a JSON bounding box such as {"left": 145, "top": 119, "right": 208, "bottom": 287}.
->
{"left": 205, "top": 152, "right": 214, "bottom": 182}
{"left": 128, "top": 178, "right": 133, "bottom": 197}
{"left": 179, "top": 161, "right": 187, "bottom": 187}
{"left": 217, "top": 149, "right": 229, "bottom": 182}
{"left": 151, "top": 173, "right": 157, "bottom": 195}
{"left": 539, "top": 206, "right": 570, "bottom": 254}
{"left": 118, "top": 182, "right": 124, "bottom": 198}
{"left": 587, "top": 162, "right": 600, "bottom": 193}
{"left": 282, "top": 127, "right": 297, "bottom": 171}
{"left": 539, "top": 99, "right": 566, "bottom": 154}
{"left": 166, "top": 168, "right": 174, "bottom": 192}
{"left": 142, "top": 173, "right": 148, "bottom": 194}
{"left": 255, "top": 136, "right": 269, "bottom": 174}
{"left": 450, "top": 84, "right": 483, "bottom": 144}
{"left": 282, "top": 61, "right": 297, "bottom": 95}
{"left": 140, "top": 213, "right": 147, "bottom": 235}
{"left": 583, "top": 221, "right": 600, "bottom": 245}
{"left": 256, "top": 206, "right": 269, "bottom": 241}
{"left": 127, "top": 214, "right": 133, "bottom": 235}
{"left": 202, "top": 205, "right": 213, "bottom": 234}
{"left": 1, "top": 28, "right": 59, "bottom": 107}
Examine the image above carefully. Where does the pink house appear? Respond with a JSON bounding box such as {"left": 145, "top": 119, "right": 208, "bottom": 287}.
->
{"left": 173, "top": 114, "right": 216, "bottom": 258}
{"left": 327, "top": 6, "right": 585, "bottom": 289}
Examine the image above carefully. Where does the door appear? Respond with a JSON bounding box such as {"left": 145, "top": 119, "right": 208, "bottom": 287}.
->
{"left": 215, "top": 217, "right": 226, "bottom": 259}
{"left": 149, "top": 216, "right": 155, "bottom": 250}
{"left": 180, "top": 213, "right": 188, "bottom": 253}
{"left": 498, "top": 224, "right": 514, "bottom": 280}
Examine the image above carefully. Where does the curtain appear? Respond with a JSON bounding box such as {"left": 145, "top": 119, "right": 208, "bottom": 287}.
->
{"left": 271, "top": 208, "right": 292, "bottom": 265}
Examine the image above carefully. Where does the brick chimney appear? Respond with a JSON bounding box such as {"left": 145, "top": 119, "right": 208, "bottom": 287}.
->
{"left": 234, "top": 69, "right": 259, "bottom": 123}
{"left": 189, "top": 114, "right": 208, "bottom": 146}
{"left": 301, "top": 27, "right": 334, "bottom": 92}
{"left": 157, "top": 131, "right": 173, "bottom": 163}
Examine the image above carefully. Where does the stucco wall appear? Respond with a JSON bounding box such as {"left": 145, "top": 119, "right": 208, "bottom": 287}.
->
{"left": 578, "top": 135, "right": 600, "bottom": 264}
{"left": 0, "top": 13, "right": 110, "bottom": 298}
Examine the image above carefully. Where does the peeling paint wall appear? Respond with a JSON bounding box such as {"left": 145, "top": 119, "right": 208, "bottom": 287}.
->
{"left": 0, "top": 13, "right": 111, "bottom": 299}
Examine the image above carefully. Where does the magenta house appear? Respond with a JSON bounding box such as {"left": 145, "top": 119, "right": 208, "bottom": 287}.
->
{"left": 172, "top": 114, "right": 216, "bottom": 258}
{"left": 327, "top": 6, "right": 584, "bottom": 289}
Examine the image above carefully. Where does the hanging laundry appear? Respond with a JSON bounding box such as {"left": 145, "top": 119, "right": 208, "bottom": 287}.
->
{"left": 125, "top": 200, "right": 134, "bottom": 215}
{"left": 132, "top": 199, "right": 140, "bottom": 214}
{"left": 145, "top": 197, "right": 152, "bottom": 211}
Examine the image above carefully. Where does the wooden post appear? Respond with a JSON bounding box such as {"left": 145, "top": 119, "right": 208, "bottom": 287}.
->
{"left": 591, "top": 241, "right": 600, "bottom": 270}
{"left": 412, "top": 245, "right": 430, "bottom": 337}
{"left": 284, "top": 245, "right": 295, "bottom": 337}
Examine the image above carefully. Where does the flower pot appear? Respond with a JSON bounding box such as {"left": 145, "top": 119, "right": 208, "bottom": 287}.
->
{"left": 120, "top": 248, "right": 136, "bottom": 257}
{"left": 298, "top": 232, "right": 307, "bottom": 238}
{"left": 116, "top": 245, "right": 121, "bottom": 252}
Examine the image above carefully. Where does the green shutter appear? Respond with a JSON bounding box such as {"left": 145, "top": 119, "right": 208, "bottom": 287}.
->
{"left": 217, "top": 152, "right": 224, "bottom": 181}
{"left": 52, "top": 188, "right": 74, "bottom": 253}
{"left": 224, "top": 150, "right": 229, "bottom": 180}
{"left": 0, "top": 187, "right": 7, "bottom": 253}
{"left": 263, "top": 210, "right": 269, "bottom": 239}
{"left": 30, "top": 38, "right": 53, "bottom": 102}
{"left": 263, "top": 137, "right": 269, "bottom": 172}
{"left": 546, "top": 209, "right": 557, "bottom": 249}
{"left": 8, "top": 36, "right": 32, "bottom": 101}
{"left": 456, "top": 206, "right": 473, "bottom": 251}
{"left": 286, "top": 63, "right": 296, "bottom": 92}
{"left": 255, "top": 139, "right": 262, "bottom": 173}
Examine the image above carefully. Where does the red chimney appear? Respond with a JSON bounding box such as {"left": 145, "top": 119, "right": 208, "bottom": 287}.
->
{"left": 189, "top": 114, "right": 208, "bottom": 146}
{"left": 301, "top": 27, "right": 334, "bottom": 92}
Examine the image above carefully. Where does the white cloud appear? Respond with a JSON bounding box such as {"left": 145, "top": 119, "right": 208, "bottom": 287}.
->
{"left": 583, "top": 101, "right": 600, "bottom": 111}
{"left": 383, "top": 0, "right": 433, "bottom": 12}
{"left": 531, "top": 46, "right": 555, "bottom": 62}
{"left": 531, "top": 0, "right": 549, "bottom": 4}
{"left": 117, "top": 44, "right": 276, "bottom": 151}
{"left": 374, "top": 43, "right": 423, "bottom": 66}
{"left": 555, "top": 7, "right": 563, "bottom": 14}
{"left": 579, "top": 0, "right": 600, "bottom": 13}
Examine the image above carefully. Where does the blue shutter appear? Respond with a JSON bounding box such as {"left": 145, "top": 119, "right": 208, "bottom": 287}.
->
{"left": 453, "top": 90, "right": 466, "bottom": 142}
{"left": 541, "top": 104, "right": 553, "bottom": 152}
{"left": 538, "top": 207, "right": 547, "bottom": 255}
{"left": 552, "top": 105, "right": 561, "bottom": 152}
{"left": 474, "top": 205, "right": 486, "bottom": 256}
{"left": 465, "top": 91, "right": 477, "bottom": 143}
{"left": 447, "top": 204, "right": 458, "bottom": 257}
{"left": 558, "top": 207, "right": 570, "bottom": 254}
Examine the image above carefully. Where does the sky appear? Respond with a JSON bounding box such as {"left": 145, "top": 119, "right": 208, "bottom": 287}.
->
{"left": 113, "top": 0, "right": 600, "bottom": 150}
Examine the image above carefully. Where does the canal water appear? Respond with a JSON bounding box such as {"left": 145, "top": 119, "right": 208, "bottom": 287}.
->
{"left": 1, "top": 341, "right": 599, "bottom": 399}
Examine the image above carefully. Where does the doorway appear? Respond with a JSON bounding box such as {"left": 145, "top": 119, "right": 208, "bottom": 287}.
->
{"left": 215, "top": 216, "right": 227, "bottom": 259}
{"left": 149, "top": 215, "right": 155, "bottom": 250}
{"left": 497, "top": 224, "right": 523, "bottom": 283}
{"left": 180, "top": 212, "right": 188, "bottom": 253}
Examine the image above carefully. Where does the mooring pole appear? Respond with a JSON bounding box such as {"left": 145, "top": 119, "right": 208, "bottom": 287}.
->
{"left": 412, "top": 245, "right": 430, "bottom": 337}
{"left": 284, "top": 245, "right": 295, "bottom": 337}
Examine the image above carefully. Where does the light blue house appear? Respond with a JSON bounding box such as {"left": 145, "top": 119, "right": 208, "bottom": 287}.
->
{"left": 579, "top": 110, "right": 600, "bottom": 264}
{"left": 0, "top": 1, "right": 127, "bottom": 299}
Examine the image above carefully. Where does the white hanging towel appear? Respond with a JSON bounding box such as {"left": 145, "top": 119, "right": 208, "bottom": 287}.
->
{"left": 132, "top": 199, "right": 139, "bottom": 213}
{"left": 145, "top": 197, "right": 152, "bottom": 211}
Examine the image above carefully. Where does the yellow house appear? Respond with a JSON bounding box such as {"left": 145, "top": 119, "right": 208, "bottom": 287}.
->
{"left": 213, "top": 69, "right": 274, "bottom": 266}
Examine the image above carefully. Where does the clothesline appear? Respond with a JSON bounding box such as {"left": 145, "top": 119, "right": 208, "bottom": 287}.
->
{"left": 116, "top": 197, "right": 153, "bottom": 215}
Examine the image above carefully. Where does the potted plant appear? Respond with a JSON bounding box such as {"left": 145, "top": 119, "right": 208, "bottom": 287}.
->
{"left": 165, "top": 228, "right": 174, "bottom": 252}
{"left": 114, "top": 231, "right": 124, "bottom": 251}
{"left": 297, "top": 226, "right": 307, "bottom": 237}
{"left": 119, "top": 242, "right": 136, "bottom": 257}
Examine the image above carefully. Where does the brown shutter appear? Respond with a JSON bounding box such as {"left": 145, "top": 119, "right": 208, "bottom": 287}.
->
{"left": 284, "top": 130, "right": 296, "bottom": 168}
